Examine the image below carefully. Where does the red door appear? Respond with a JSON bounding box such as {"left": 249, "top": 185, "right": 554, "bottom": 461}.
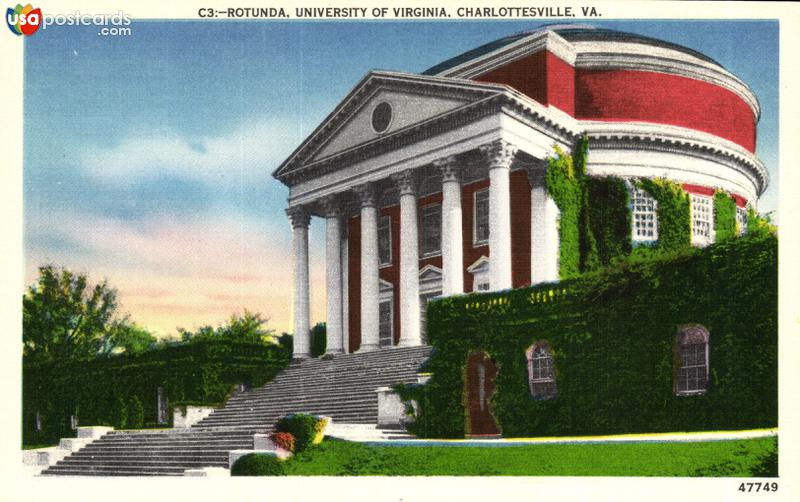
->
{"left": 465, "top": 351, "right": 500, "bottom": 437}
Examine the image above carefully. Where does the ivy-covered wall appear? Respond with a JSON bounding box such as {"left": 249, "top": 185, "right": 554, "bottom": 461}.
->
{"left": 637, "top": 178, "right": 692, "bottom": 252}
{"left": 23, "top": 340, "right": 290, "bottom": 445}
{"left": 404, "top": 235, "right": 777, "bottom": 438}
{"left": 714, "top": 190, "right": 738, "bottom": 241}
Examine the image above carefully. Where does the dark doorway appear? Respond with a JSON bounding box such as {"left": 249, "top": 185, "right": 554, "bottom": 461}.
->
{"left": 465, "top": 351, "right": 501, "bottom": 437}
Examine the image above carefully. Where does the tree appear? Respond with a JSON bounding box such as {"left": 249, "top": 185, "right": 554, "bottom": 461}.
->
{"left": 178, "top": 310, "right": 276, "bottom": 344}
{"left": 101, "top": 322, "right": 157, "bottom": 356}
{"left": 23, "top": 265, "right": 120, "bottom": 362}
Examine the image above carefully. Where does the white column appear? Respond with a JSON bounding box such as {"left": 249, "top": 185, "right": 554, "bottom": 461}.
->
{"left": 340, "top": 220, "right": 350, "bottom": 353}
{"left": 393, "top": 170, "right": 422, "bottom": 347}
{"left": 435, "top": 156, "right": 464, "bottom": 296}
{"left": 355, "top": 183, "right": 380, "bottom": 352}
{"left": 528, "top": 164, "right": 561, "bottom": 284}
{"left": 287, "top": 206, "right": 311, "bottom": 359}
{"left": 323, "top": 197, "right": 344, "bottom": 355}
{"left": 481, "top": 140, "right": 517, "bottom": 291}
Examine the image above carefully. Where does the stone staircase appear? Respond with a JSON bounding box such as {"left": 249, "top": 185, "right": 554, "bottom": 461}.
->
{"left": 41, "top": 345, "right": 431, "bottom": 476}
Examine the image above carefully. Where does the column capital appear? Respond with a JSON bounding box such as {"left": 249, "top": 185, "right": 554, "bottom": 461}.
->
{"left": 321, "top": 194, "right": 343, "bottom": 218}
{"left": 353, "top": 182, "right": 378, "bottom": 208}
{"left": 391, "top": 169, "right": 418, "bottom": 196}
{"left": 434, "top": 156, "right": 461, "bottom": 183}
{"left": 286, "top": 206, "right": 311, "bottom": 229}
{"left": 480, "top": 139, "right": 518, "bottom": 171}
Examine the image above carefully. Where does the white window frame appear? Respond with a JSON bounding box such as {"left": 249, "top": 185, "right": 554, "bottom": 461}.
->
{"left": 378, "top": 279, "right": 394, "bottom": 348}
{"left": 736, "top": 206, "right": 748, "bottom": 236}
{"left": 473, "top": 188, "right": 490, "bottom": 247}
{"left": 467, "top": 256, "right": 490, "bottom": 292}
{"left": 675, "top": 325, "right": 710, "bottom": 396}
{"left": 378, "top": 214, "right": 392, "bottom": 267}
{"left": 690, "top": 194, "right": 715, "bottom": 247}
{"left": 420, "top": 203, "right": 442, "bottom": 257}
{"left": 418, "top": 265, "right": 443, "bottom": 345}
{"left": 526, "top": 342, "right": 557, "bottom": 399}
{"left": 631, "top": 186, "right": 658, "bottom": 243}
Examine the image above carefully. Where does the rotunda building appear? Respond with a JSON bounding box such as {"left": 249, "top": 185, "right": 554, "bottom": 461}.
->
{"left": 274, "top": 25, "right": 768, "bottom": 359}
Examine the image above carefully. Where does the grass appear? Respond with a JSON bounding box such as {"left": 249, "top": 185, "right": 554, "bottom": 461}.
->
{"left": 281, "top": 437, "right": 777, "bottom": 476}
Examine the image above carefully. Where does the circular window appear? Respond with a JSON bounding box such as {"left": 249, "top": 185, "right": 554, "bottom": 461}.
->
{"left": 371, "top": 102, "right": 393, "bottom": 133}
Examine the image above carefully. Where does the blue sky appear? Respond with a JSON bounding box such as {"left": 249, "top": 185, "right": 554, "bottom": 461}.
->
{"left": 23, "top": 20, "right": 779, "bottom": 336}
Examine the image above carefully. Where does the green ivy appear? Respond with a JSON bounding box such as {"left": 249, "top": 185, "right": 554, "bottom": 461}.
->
{"left": 586, "top": 177, "right": 632, "bottom": 267}
{"left": 23, "top": 339, "right": 290, "bottom": 445}
{"left": 637, "top": 178, "right": 692, "bottom": 253}
{"left": 403, "top": 235, "right": 777, "bottom": 438}
{"left": 714, "top": 191, "right": 737, "bottom": 241}
{"left": 545, "top": 140, "right": 586, "bottom": 279}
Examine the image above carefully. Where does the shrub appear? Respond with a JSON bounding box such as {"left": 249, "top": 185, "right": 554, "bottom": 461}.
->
{"left": 270, "top": 432, "right": 295, "bottom": 452}
{"left": 275, "top": 413, "right": 320, "bottom": 452}
{"left": 113, "top": 396, "right": 127, "bottom": 429}
{"left": 312, "top": 416, "right": 329, "bottom": 445}
{"left": 129, "top": 395, "right": 144, "bottom": 429}
{"left": 230, "top": 453, "right": 286, "bottom": 476}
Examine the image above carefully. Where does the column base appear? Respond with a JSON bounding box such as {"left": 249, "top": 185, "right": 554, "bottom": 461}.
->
{"left": 398, "top": 339, "right": 421, "bottom": 348}
{"left": 291, "top": 354, "right": 311, "bottom": 363}
{"left": 323, "top": 349, "right": 344, "bottom": 358}
{"left": 356, "top": 343, "right": 380, "bottom": 353}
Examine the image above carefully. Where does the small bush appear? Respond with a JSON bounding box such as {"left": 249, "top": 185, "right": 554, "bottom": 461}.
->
{"left": 312, "top": 416, "right": 329, "bottom": 445}
{"left": 270, "top": 432, "right": 295, "bottom": 452}
{"left": 113, "top": 396, "right": 127, "bottom": 429}
{"left": 275, "top": 413, "right": 319, "bottom": 452}
{"left": 230, "top": 453, "right": 286, "bottom": 476}
{"left": 129, "top": 396, "right": 144, "bottom": 429}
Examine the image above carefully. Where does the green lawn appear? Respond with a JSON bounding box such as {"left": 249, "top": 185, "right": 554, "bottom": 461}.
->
{"left": 282, "top": 437, "right": 777, "bottom": 476}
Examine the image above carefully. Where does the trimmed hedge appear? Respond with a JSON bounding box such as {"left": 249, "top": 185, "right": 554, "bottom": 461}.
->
{"left": 404, "top": 235, "right": 777, "bottom": 438}
{"left": 23, "top": 340, "right": 290, "bottom": 445}
{"left": 231, "top": 453, "right": 286, "bottom": 476}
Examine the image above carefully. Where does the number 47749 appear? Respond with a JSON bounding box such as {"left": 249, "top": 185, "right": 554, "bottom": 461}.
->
{"left": 739, "top": 482, "right": 778, "bottom": 492}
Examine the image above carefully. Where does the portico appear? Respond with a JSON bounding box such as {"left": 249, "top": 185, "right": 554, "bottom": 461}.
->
{"left": 275, "top": 71, "right": 577, "bottom": 359}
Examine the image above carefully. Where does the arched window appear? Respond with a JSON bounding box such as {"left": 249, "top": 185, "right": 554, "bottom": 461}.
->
{"left": 526, "top": 341, "right": 556, "bottom": 399}
{"left": 675, "top": 325, "right": 710, "bottom": 395}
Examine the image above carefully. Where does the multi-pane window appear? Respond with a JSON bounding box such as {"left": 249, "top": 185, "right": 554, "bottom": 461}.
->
{"left": 421, "top": 204, "right": 442, "bottom": 256}
{"left": 675, "top": 325, "right": 710, "bottom": 396}
{"left": 526, "top": 342, "right": 557, "bottom": 399}
{"left": 378, "top": 300, "right": 393, "bottom": 348}
{"left": 631, "top": 187, "right": 658, "bottom": 242}
{"left": 736, "top": 206, "right": 748, "bottom": 236}
{"left": 419, "top": 291, "right": 441, "bottom": 344}
{"left": 691, "top": 194, "right": 714, "bottom": 246}
{"left": 378, "top": 215, "right": 392, "bottom": 266}
{"left": 474, "top": 189, "right": 490, "bottom": 245}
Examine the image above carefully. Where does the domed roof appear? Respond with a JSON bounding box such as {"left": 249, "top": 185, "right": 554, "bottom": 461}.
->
{"left": 422, "top": 24, "right": 721, "bottom": 76}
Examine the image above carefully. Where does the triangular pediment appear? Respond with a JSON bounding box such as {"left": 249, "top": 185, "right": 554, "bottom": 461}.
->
{"left": 273, "top": 71, "right": 507, "bottom": 183}
{"left": 313, "top": 88, "right": 468, "bottom": 161}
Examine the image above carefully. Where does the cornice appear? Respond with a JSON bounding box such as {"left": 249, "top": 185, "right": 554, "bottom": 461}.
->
{"left": 435, "top": 30, "right": 577, "bottom": 79}
{"left": 581, "top": 121, "right": 768, "bottom": 196}
{"left": 276, "top": 79, "right": 581, "bottom": 187}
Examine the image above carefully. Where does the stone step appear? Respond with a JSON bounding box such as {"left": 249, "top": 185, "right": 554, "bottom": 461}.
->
{"left": 43, "top": 346, "right": 429, "bottom": 476}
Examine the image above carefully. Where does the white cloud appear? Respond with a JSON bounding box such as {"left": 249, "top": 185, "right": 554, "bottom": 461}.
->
{"left": 80, "top": 118, "right": 305, "bottom": 187}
